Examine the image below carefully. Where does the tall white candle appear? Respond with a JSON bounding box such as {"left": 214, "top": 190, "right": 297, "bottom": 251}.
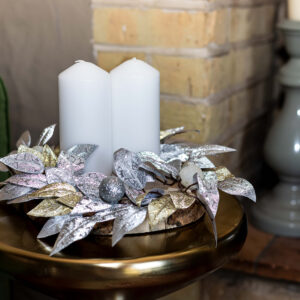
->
{"left": 59, "top": 60, "right": 113, "bottom": 175}
{"left": 111, "top": 58, "right": 160, "bottom": 154}
{"left": 288, "top": 0, "right": 300, "bottom": 21}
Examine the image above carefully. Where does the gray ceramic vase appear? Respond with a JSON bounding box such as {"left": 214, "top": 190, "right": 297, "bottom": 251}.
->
{"left": 251, "top": 20, "right": 300, "bottom": 237}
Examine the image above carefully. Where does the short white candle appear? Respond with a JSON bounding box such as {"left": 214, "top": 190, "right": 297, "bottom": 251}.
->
{"left": 111, "top": 58, "right": 160, "bottom": 154}
{"left": 59, "top": 60, "right": 113, "bottom": 175}
{"left": 288, "top": 0, "right": 300, "bottom": 21}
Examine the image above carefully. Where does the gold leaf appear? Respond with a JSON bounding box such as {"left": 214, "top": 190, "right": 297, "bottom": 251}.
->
{"left": 57, "top": 192, "right": 82, "bottom": 208}
{"left": 42, "top": 145, "right": 57, "bottom": 167}
{"left": 28, "top": 198, "right": 71, "bottom": 217}
{"left": 18, "top": 145, "right": 44, "bottom": 162}
{"left": 168, "top": 191, "right": 196, "bottom": 209}
{"left": 136, "top": 193, "right": 147, "bottom": 207}
{"left": 148, "top": 195, "right": 176, "bottom": 227}
{"left": 215, "top": 167, "right": 234, "bottom": 182}
{"left": 29, "top": 183, "right": 76, "bottom": 199}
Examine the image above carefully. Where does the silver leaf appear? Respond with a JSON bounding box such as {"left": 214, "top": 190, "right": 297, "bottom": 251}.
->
{"left": 46, "top": 167, "right": 74, "bottom": 185}
{"left": 218, "top": 177, "right": 256, "bottom": 202}
{"left": 0, "top": 153, "right": 44, "bottom": 174}
{"left": 74, "top": 172, "right": 106, "bottom": 199}
{"left": 160, "top": 144, "right": 189, "bottom": 163}
{"left": 138, "top": 151, "right": 179, "bottom": 179}
{"left": 190, "top": 156, "right": 215, "bottom": 169}
{"left": 112, "top": 206, "right": 147, "bottom": 246}
{"left": 71, "top": 197, "right": 111, "bottom": 215}
{"left": 36, "top": 124, "right": 56, "bottom": 146}
{"left": 37, "top": 215, "right": 72, "bottom": 238}
{"left": 66, "top": 144, "right": 97, "bottom": 161}
{"left": 0, "top": 184, "right": 33, "bottom": 201}
{"left": 0, "top": 162, "right": 9, "bottom": 172}
{"left": 160, "top": 127, "right": 200, "bottom": 143}
{"left": 197, "top": 171, "right": 220, "bottom": 217}
{"left": 190, "top": 145, "right": 236, "bottom": 158}
{"left": 57, "top": 151, "right": 84, "bottom": 174}
{"left": 5, "top": 174, "right": 47, "bottom": 189}
{"left": 50, "top": 215, "right": 97, "bottom": 256}
{"left": 160, "top": 126, "right": 185, "bottom": 142}
{"left": 16, "top": 130, "right": 31, "bottom": 148}
{"left": 195, "top": 173, "right": 218, "bottom": 246}
{"left": 113, "top": 148, "right": 148, "bottom": 190}
{"left": 139, "top": 163, "right": 166, "bottom": 183}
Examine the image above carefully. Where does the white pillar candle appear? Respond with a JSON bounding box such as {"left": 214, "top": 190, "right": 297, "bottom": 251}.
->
{"left": 59, "top": 60, "right": 113, "bottom": 175}
{"left": 288, "top": 0, "right": 300, "bottom": 21}
{"left": 111, "top": 58, "right": 160, "bottom": 154}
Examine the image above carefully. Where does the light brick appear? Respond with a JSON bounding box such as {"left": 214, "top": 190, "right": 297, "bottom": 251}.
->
{"left": 97, "top": 51, "right": 145, "bottom": 71}
{"left": 93, "top": 7, "right": 229, "bottom": 48}
{"left": 160, "top": 99, "right": 229, "bottom": 144}
{"left": 231, "top": 5, "right": 276, "bottom": 43}
{"left": 228, "top": 80, "right": 272, "bottom": 127}
{"left": 152, "top": 54, "right": 232, "bottom": 98}
{"left": 152, "top": 44, "right": 272, "bottom": 98}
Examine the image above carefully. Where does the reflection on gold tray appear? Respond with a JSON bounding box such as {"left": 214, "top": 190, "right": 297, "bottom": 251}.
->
{"left": 0, "top": 192, "right": 247, "bottom": 300}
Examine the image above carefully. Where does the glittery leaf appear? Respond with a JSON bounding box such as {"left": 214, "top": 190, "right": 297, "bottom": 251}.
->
{"left": 113, "top": 148, "right": 148, "bottom": 190}
{"left": 197, "top": 171, "right": 220, "bottom": 217}
{"left": 66, "top": 144, "right": 97, "bottom": 161}
{"left": 28, "top": 198, "right": 72, "bottom": 217}
{"left": 36, "top": 124, "right": 56, "bottom": 146}
{"left": 37, "top": 215, "right": 72, "bottom": 238}
{"left": 160, "top": 127, "right": 200, "bottom": 143}
{"left": 139, "top": 163, "right": 166, "bottom": 183}
{"left": 50, "top": 215, "right": 96, "bottom": 256}
{"left": 218, "top": 177, "right": 256, "bottom": 202}
{"left": 45, "top": 167, "right": 74, "bottom": 185}
{"left": 215, "top": 167, "right": 234, "bottom": 182}
{"left": 57, "top": 151, "right": 84, "bottom": 174}
{"left": 169, "top": 191, "right": 196, "bottom": 209}
{"left": 74, "top": 172, "right": 106, "bottom": 199}
{"left": 160, "top": 126, "right": 185, "bottom": 142}
{"left": 16, "top": 130, "right": 31, "bottom": 148}
{"left": 148, "top": 195, "right": 177, "bottom": 227}
{"left": 56, "top": 192, "right": 82, "bottom": 208}
{"left": 9, "top": 183, "right": 76, "bottom": 204}
{"left": 5, "top": 173, "right": 47, "bottom": 189}
{"left": 138, "top": 151, "right": 179, "bottom": 179}
{"left": 18, "top": 145, "right": 44, "bottom": 163}
{"left": 112, "top": 206, "right": 147, "bottom": 246}
{"left": 0, "top": 152, "right": 44, "bottom": 174}
{"left": 71, "top": 197, "right": 111, "bottom": 215}
{"left": 42, "top": 145, "right": 57, "bottom": 167}
{"left": 136, "top": 188, "right": 164, "bottom": 207}
{"left": 0, "top": 162, "right": 9, "bottom": 172}
{"left": 190, "top": 145, "right": 236, "bottom": 158}
{"left": 124, "top": 184, "right": 143, "bottom": 204}
{"left": 190, "top": 156, "right": 215, "bottom": 169}
{"left": 160, "top": 144, "right": 189, "bottom": 163}
{"left": 195, "top": 173, "right": 218, "bottom": 246}
{"left": 0, "top": 184, "right": 33, "bottom": 201}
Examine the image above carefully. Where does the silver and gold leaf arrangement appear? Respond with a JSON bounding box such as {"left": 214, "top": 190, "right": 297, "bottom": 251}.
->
{"left": 0, "top": 125, "right": 256, "bottom": 256}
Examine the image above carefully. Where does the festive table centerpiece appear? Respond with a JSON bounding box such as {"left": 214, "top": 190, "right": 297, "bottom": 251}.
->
{"left": 0, "top": 125, "right": 255, "bottom": 256}
{"left": 0, "top": 59, "right": 255, "bottom": 256}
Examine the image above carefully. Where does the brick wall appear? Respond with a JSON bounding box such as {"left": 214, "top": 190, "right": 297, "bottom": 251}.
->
{"left": 93, "top": 0, "right": 281, "bottom": 178}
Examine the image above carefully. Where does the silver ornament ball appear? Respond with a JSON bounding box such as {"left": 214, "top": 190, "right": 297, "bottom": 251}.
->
{"left": 99, "top": 176, "right": 125, "bottom": 204}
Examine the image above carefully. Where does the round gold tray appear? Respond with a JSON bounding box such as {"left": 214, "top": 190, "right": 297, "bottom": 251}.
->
{"left": 0, "top": 192, "right": 247, "bottom": 299}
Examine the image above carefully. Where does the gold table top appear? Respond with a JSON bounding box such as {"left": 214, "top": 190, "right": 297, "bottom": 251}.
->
{"left": 0, "top": 192, "right": 247, "bottom": 299}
